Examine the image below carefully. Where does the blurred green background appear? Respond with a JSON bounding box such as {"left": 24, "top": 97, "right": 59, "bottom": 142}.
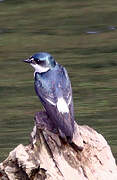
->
{"left": 0, "top": 0, "right": 117, "bottom": 162}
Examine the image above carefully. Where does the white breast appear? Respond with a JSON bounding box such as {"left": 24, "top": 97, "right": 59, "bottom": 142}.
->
{"left": 31, "top": 63, "right": 50, "bottom": 75}
{"left": 57, "top": 97, "right": 69, "bottom": 114}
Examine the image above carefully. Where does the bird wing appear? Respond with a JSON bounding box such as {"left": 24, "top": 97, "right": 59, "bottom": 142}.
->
{"left": 62, "top": 67, "right": 73, "bottom": 106}
{"left": 62, "top": 67, "right": 75, "bottom": 132}
{"left": 34, "top": 72, "right": 57, "bottom": 106}
{"left": 35, "top": 66, "right": 73, "bottom": 107}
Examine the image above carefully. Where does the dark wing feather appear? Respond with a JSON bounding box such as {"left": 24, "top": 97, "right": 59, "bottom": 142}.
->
{"left": 62, "top": 67, "right": 75, "bottom": 136}
{"left": 62, "top": 67, "right": 74, "bottom": 113}
{"left": 34, "top": 72, "right": 56, "bottom": 106}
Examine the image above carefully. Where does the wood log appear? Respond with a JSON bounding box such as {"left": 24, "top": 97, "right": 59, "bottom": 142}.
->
{"left": 0, "top": 111, "right": 117, "bottom": 180}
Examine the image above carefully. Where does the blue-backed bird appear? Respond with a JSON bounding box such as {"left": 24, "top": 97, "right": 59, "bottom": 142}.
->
{"left": 24, "top": 52, "right": 75, "bottom": 142}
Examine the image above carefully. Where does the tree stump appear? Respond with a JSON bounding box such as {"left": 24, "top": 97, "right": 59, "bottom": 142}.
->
{"left": 0, "top": 111, "right": 117, "bottom": 180}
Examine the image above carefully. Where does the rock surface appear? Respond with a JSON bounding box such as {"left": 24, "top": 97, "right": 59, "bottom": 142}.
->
{"left": 0, "top": 111, "right": 117, "bottom": 180}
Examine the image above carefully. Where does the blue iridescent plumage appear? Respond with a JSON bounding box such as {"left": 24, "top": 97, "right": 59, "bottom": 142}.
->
{"left": 24, "top": 52, "right": 74, "bottom": 142}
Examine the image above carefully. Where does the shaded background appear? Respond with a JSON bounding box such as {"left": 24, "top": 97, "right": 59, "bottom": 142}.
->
{"left": 0, "top": 0, "right": 117, "bottom": 162}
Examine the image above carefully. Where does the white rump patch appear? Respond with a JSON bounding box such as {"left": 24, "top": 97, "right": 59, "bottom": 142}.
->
{"left": 57, "top": 97, "right": 69, "bottom": 114}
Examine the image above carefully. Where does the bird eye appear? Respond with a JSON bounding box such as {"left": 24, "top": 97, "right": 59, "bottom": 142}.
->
{"left": 33, "top": 58, "right": 46, "bottom": 66}
{"left": 33, "top": 58, "right": 39, "bottom": 64}
{"left": 38, "top": 60, "right": 47, "bottom": 66}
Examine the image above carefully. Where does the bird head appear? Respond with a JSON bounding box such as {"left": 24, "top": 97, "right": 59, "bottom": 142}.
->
{"left": 24, "top": 52, "right": 56, "bottom": 73}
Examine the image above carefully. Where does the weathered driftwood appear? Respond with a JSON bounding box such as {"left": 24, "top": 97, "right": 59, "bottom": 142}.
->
{"left": 0, "top": 111, "right": 117, "bottom": 180}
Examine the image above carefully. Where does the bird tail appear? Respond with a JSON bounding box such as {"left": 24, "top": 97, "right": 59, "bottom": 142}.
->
{"left": 58, "top": 117, "right": 74, "bottom": 143}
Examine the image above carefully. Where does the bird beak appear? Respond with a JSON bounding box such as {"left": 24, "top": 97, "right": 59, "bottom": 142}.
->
{"left": 23, "top": 59, "right": 32, "bottom": 63}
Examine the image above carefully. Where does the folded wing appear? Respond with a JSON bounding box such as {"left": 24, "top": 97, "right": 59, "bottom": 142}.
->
{"left": 34, "top": 65, "right": 74, "bottom": 141}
